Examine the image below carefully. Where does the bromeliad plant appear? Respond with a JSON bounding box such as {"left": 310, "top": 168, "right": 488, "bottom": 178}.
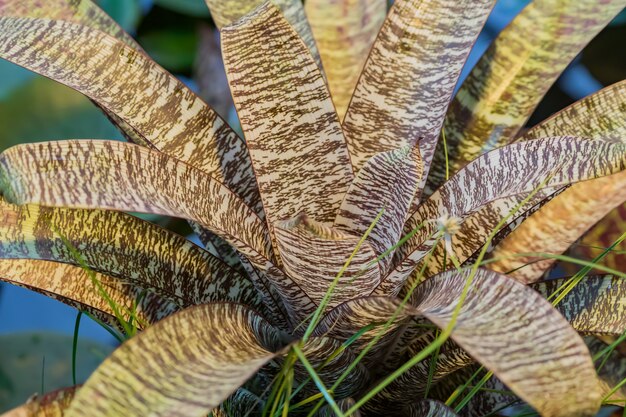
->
{"left": 0, "top": 0, "right": 625, "bottom": 416}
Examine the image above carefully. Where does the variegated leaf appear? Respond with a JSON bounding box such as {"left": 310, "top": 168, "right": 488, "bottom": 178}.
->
{"left": 274, "top": 214, "right": 381, "bottom": 309}
{"left": 300, "top": 337, "right": 369, "bottom": 398}
{"left": 427, "top": 0, "right": 626, "bottom": 193}
{"left": 204, "top": 0, "right": 322, "bottom": 69}
{"left": 0, "top": 200, "right": 269, "bottom": 313}
{"left": 378, "top": 269, "right": 602, "bottom": 417}
{"left": 489, "top": 81, "right": 626, "bottom": 282}
{"left": 421, "top": 81, "right": 626, "bottom": 280}
{"left": 1, "top": 386, "right": 77, "bottom": 417}
{"left": 405, "top": 400, "right": 459, "bottom": 417}
{"left": 587, "top": 337, "right": 626, "bottom": 401}
{"left": 221, "top": 2, "right": 353, "bottom": 230}
{"left": 0, "top": 140, "right": 271, "bottom": 266}
{"left": 384, "top": 137, "right": 626, "bottom": 296}
{"left": 0, "top": 16, "right": 263, "bottom": 217}
{"left": 0, "top": 0, "right": 138, "bottom": 47}
{"left": 532, "top": 275, "right": 626, "bottom": 336}
{"left": 317, "top": 398, "right": 361, "bottom": 417}
{"left": 335, "top": 146, "right": 422, "bottom": 274}
{"left": 0, "top": 258, "right": 177, "bottom": 329}
{"left": 64, "top": 303, "right": 287, "bottom": 417}
{"left": 387, "top": 274, "right": 626, "bottom": 403}
{"left": 0, "top": 140, "right": 318, "bottom": 326}
{"left": 212, "top": 389, "right": 262, "bottom": 417}
{"left": 304, "top": 0, "right": 386, "bottom": 118}
{"left": 314, "top": 296, "right": 411, "bottom": 365}
{"left": 341, "top": 0, "right": 494, "bottom": 180}
{"left": 453, "top": 375, "right": 517, "bottom": 417}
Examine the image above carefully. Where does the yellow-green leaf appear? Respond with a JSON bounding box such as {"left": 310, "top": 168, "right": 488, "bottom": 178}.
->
{"left": 386, "top": 137, "right": 626, "bottom": 296}
{"left": 204, "top": 0, "right": 321, "bottom": 69}
{"left": 341, "top": 0, "right": 494, "bottom": 180}
{"left": 304, "top": 0, "right": 386, "bottom": 119}
{"left": 427, "top": 0, "right": 626, "bottom": 193}
{"left": 489, "top": 81, "right": 626, "bottom": 282}
{"left": 221, "top": 2, "right": 354, "bottom": 229}
{"left": 64, "top": 303, "right": 286, "bottom": 417}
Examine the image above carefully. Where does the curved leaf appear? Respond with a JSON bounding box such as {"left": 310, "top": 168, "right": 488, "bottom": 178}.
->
{"left": 204, "top": 0, "right": 321, "bottom": 69}
{"left": 0, "top": 200, "right": 269, "bottom": 312}
{"left": 0, "top": 258, "right": 177, "bottom": 329}
{"left": 0, "top": 16, "right": 263, "bottom": 216}
{"left": 275, "top": 215, "right": 381, "bottom": 308}
{"left": 0, "top": 140, "right": 271, "bottom": 266}
{"left": 532, "top": 275, "right": 626, "bottom": 336}
{"left": 1, "top": 386, "right": 77, "bottom": 417}
{"left": 317, "top": 398, "right": 361, "bottom": 417}
{"left": 300, "top": 337, "right": 369, "bottom": 398}
{"left": 489, "top": 81, "right": 626, "bottom": 282}
{"left": 384, "top": 137, "right": 626, "bottom": 296}
{"left": 221, "top": 2, "right": 353, "bottom": 228}
{"left": 64, "top": 303, "right": 287, "bottom": 417}
{"left": 587, "top": 337, "right": 626, "bottom": 401}
{"left": 421, "top": 81, "right": 626, "bottom": 280}
{"left": 380, "top": 269, "right": 602, "bottom": 417}
{"left": 0, "top": 0, "right": 138, "bottom": 48}
{"left": 341, "top": 0, "right": 494, "bottom": 178}
{"left": 212, "top": 388, "right": 262, "bottom": 417}
{"left": 0, "top": 140, "right": 317, "bottom": 325}
{"left": 335, "top": 146, "right": 422, "bottom": 274}
{"left": 405, "top": 400, "right": 459, "bottom": 417}
{"left": 427, "top": 0, "right": 626, "bottom": 193}
{"left": 304, "top": 0, "right": 386, "bottom": 119}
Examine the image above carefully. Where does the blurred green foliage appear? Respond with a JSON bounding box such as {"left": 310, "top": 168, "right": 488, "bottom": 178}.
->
{"left": 0, "top": 333, "right": 113, "bottom": 412}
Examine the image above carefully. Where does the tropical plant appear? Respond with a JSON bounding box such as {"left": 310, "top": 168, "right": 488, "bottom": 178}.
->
{"left": 0, "top": 0, "right": 625, "bottom": 416}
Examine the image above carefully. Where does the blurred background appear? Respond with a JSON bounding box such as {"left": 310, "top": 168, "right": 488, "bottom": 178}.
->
{"left": 0, "top": 0, "right": 624, "bottom": 412}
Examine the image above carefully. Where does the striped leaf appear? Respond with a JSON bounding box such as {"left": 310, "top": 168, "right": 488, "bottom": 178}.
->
{"left": 421, "top": 81, "right": 626, "bottom": 280}
{"left": 587, "top": 337, "right": 626, "bottom": 401}
{"left": 221, "top": 2, "right": 354, "bottom": 229}
{"left": 383, "top": 137, "right": 626, "bottom": 296}
{"left": 203, "top": 0, "right": 321, "bottom": 69}
{"left": 0, "top": 140, "right": 318, "bottom": 325}
{"left": 382, "top": 274, "right": 626, "bottom": 404}
{"left": 0, "top": 16, "right": 263, "bottom": 216}
{"left": 274, "top": 214, "right": 381, "bottom": 309}
{"left": 489, "top": 81, "right": 626, "bottom": 282}
{"left": 0, "top": 200, "right": 268, "bottom": 313}
{"left": 64, "top": 303, "right": 286, "bottom": 417}
{"left": 335, "top": 146, "right": 422, "bottom": 274}
{"left": 532, "top": 275, "right": 626, "bottom": 336}
{"left": 299, "top": 337, "right": 369, "bottom": 398}
{"left": 314, "top": 296, "right": 410, "bottom": 366}
{"left": 1, "top": 386, "right": 77, "bottom": 417}
{"left": 406, "top": 400, "right": 459, "bottom": 417}
{"left": 0, "top": 140, "right": 271, "bottom": 266}
{"left": 426, "top": 0, "right": 626, "bottom": 193}
{"left": 447, "top": 375, "right": 516, "bottom": 417}
{"left": 380, "top": 269, "right": 602, "bottom": 417}
{"left": 211, "top": 389, "right": 262, "bottom": 417}
{"left": 0, "top": 0, "right": 139, "bottom": 47}
{"left": 341, "top": 0, "right": 494, "bottom": 179}
{"left": 0, "top": 258, "right": 177, "bottom": 329}
{"left": 317, "top": 398, "right": 361, "bottom": 417}
{"left": 304, "top": 0, "right": 386, "bottom": 118}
